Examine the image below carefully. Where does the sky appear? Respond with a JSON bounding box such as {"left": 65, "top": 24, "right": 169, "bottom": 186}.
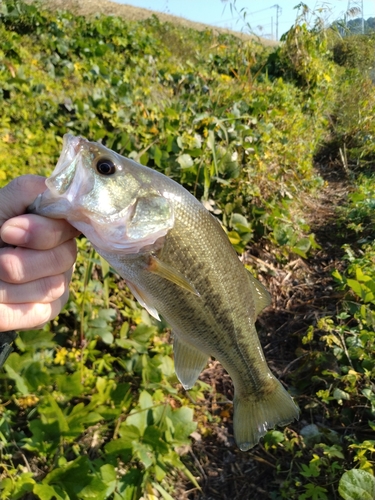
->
{"left": 114, "top": 1, "right": 374, "bottom": 40}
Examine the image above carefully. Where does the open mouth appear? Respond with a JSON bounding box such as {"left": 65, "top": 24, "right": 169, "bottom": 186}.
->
{"left": 28, "top": 135, "right": 92, "bottom": 217}
{"left": 45, "top": 135, "right": 87, "bottom": 193}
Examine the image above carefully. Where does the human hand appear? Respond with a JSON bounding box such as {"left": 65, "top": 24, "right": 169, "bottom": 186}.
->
{"left": 0, "top": 175, "right": 80, "bottom": 332}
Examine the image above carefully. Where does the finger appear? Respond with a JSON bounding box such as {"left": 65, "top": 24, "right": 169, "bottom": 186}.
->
{"left": 0, "top": 240, "right": 77, "bottom": 284}
{"left": 1, "top": 214, "right": 80, "bottom": 249}
{"left": 0, "top": 288, "right": 70, "bottom": 332}
{"left": 0, "top": 267, "right": 73, "bottom": 304}
{"left": 0, "top": 175, "right": 47, "bottom": 226}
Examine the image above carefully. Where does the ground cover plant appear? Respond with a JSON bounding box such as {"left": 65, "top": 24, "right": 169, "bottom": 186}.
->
{"left": 0, "top": 0, "right": 375, "bottom": 498}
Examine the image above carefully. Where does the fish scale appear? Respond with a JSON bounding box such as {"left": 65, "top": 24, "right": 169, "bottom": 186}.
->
{"left": 29, "top": 134, "right": 299, "bottom": 450}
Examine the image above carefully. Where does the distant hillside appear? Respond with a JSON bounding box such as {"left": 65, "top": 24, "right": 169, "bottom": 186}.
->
{"left": 32, "top": 0, "right": 277, "bottom": 45}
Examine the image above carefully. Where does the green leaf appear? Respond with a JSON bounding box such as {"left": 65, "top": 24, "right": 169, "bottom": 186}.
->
{"left": 300, "top": 483, "right": 328, "bottom": 500}
{"left": 131, "top": 324, "right": 156, "bottom": 344}
{"left": 294, "top": 237, "right": 312, "bottom": 254}
{"left": 227, "top": 230, "right": 242, "bottom": 245}
{"left": 333, "top": 388, "right": 350, "bottom": 402}
{"left": 33, "top": 484, "right": 69, "bottom": 500}
{"left": 100, "top": 463, "right": 117, "bottom": 484}
{"left": 177, "top": 153, "right": 194, "bottom": 169}
{"left": 143, "top": 425, "right": 169, "bottom": 454}
{"left": 23, "top": 361, "right": 50, "bottom": 392}
{"left": 347, "top": 279, "right": 364, "bottom": 298}
{"left": 332, "top": 269, "right": 343, "bottom": 282}
{"left": 263, "top": 430, "right": 285, "bottom": 448}
{"left": 55, "top": 371, "right": 84, "bottom": 397}
{"left": 0, "top": 473, "right": 35, "bottom": 500}
{"left": 44, "top": 395, "right": 69, "bottom": 434}
{"left": 77, "top": 475, "right": 109, "bottom": 500}
{"left": 105, "top": 438, "right": 133, "bottom": 462}
{"left": 132, "top": 441, "right": 154, "bottom": 468}
{"left": 4, "top": 361, "right": 29, "bottom": 395}
{"left": 17, "top": 329, "right": 55, "bottom": 351}
{"left": 169, "top": 406, "right": 196, "bottom": 443}
{"left": 339, "top": 469, "right": 375, "bottom": 500}
{"left": 42, "top": 456, "right": 96, "bottom": 498}
{"left": 153, "top": 483, "right": 175, "bottom": 500}
{"left": 116, "top": 469, "right": 143, "bottom": 500}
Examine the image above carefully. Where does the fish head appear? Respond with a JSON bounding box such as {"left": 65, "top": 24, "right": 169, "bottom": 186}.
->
{"left": 29, "top": 134, "right": 174, "bottom": 254}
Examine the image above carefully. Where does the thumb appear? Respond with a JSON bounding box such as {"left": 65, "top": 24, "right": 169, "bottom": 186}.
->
{"left": 0, "top": 175, "right": 47, "bottom": 226}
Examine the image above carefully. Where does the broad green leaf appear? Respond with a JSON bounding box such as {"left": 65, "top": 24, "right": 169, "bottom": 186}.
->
{"left": 23, "top": 361, "right": 50, "bottom": 392}
{"left": 118, "top": 424, "right": 141, "bottom": 442}
{"left": 295, "top": 237, "right": 312, "bottom": 254}
{"left": 264, "top": 430, "right": 285, "bottom": 448}
{"left": 0, "top": 473, "right": 35, "bottom": 500}
{"left": 339, "top": 469, "right": 375, "bottom": 500}
{"left": 33, "top": 484, "right": 69, "bottom": 500}
{"left": 100, "top": 463, "right": 117, "bottom": 484}
{"left": 116, "top": 469, "right": 143, "bottom": 500}
{"left": 44, "top": 395, "right": 69, "bottom": 434}
{"left": 105, "top": 438, "right": 133, "bottom": 462}
{"left": 131, "top": 324, "right": 156, "bottom": 344}
{"left": 132, "top": 441, "right": 154, "bottom": 468}
{"left": 332, "top": 269, "right": 343, "bottom": 282}
{"left": 17, "top": 329, "right": 55, "bottom": 350}
{"left": 347, "top": 279, "right": 364, "bottom": 298}
{"left": 169, "top": 406, "right": 197, "bottom": 443}
{"left": 4, "top": 362, "right": 29, "bottom": 395}
{"left": 55, "top": 371, "right": 84, "bottom": 397}
{"left": 227, "top": 230, "right": 242, "bottom": 245}
{"left": 42, "top": 456, "right": 92, "bottom": 498}
{"left": 333, "top": 388, "right": 350, "bottom": 402}
{"left": 143, "top": 425, "right": 169, "bottom": 454}
{"left": 177, "top": 154, "right": 193, "bottom": 169}
{"left": 77, "top": 475, "right": 108, "bottom": 500}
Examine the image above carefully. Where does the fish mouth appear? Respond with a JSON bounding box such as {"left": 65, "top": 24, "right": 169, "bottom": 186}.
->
{"left": 28, "top": 134, "right": 92, "bottom": 218}
{"left": 53, "top": 134, "right": 89, "bottom": 174}
{"left": 46, "top": 134, "right": 87, "bottom": 193}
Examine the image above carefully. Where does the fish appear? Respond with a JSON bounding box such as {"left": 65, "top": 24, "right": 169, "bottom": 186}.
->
{"left": 29, "top": 134, "right": 299, "bottom": 450}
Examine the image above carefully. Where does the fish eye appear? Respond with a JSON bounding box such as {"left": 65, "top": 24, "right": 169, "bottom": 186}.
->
{"left": 96, "top": 158, "right": 116, "bottom": 176}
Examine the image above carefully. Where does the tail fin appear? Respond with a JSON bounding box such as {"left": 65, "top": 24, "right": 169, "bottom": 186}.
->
{"left": 233, "top": 379, "right": 299, "bottom": 451}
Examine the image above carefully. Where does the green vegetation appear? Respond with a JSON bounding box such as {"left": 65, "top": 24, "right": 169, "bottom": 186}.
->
{"left": 1, "top": 0, "right": 375, "bottom": 498}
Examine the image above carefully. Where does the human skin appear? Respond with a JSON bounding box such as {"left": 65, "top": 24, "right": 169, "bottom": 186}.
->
{"left": 0, "top": 175, "right": 79, "bottom": 332}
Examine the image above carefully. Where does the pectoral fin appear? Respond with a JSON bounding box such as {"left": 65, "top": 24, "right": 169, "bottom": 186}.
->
{"left": 126, "top": 280, "right": 161, "bottom": 321}
{"left": 147, "top": 255, "right": 200, "bottom": 296}
{"left": 173, "top": 335, "right": 208, "bottom": 389}
{"left": 247, "top": 270, "right": 271, "bottom": 317}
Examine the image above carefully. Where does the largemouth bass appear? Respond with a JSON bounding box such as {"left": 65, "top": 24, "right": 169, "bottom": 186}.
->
{"left": 29, "top": 134, "right": 299, "bottom": 450}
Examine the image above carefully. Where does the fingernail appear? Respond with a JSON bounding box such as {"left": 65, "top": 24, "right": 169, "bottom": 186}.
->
{"left": 1, "top": 226, "right": 29, "bottom": 245}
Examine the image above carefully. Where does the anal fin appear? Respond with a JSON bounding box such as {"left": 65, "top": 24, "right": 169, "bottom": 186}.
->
{"left": 173, "top": 334, "right": 208, "bottom": 389}
{"left": 126, "top": 280, "right": 161, "bottom": 321}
